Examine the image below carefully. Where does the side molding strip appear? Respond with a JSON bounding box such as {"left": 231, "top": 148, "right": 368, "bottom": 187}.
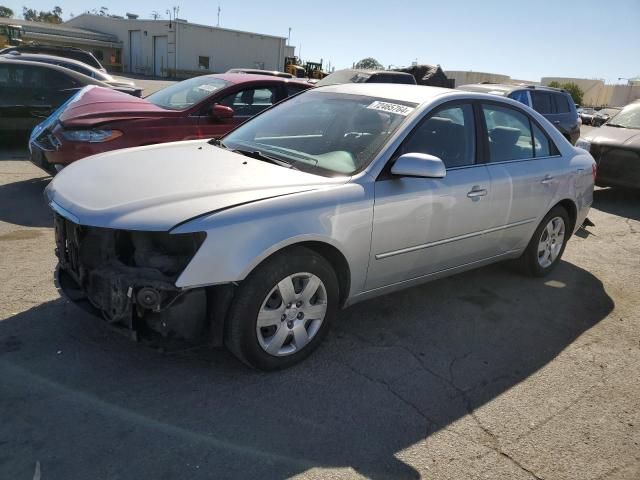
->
{"left": 375, "top": 218, "right": 537, "bottom": 260}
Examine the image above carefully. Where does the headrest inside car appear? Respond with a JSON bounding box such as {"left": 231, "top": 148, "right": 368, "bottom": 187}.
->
{"left": 490, "top": 126, "right": 521, "bottom": 145}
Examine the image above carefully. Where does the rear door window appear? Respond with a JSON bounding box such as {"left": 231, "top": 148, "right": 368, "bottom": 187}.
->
{"left": 482, "top": 104, "right": 534, "bottom": 162}
{"left": 219, "top": 87, "right": 278, "bottom": 117}
{"left": 552, "top": 93, "right": 571, "bottom": 113}
{"left": 46, "top": 69, "right": 78, "bottom": 89}
{"left": 531, "top": 91, "right": 553, "bottom": 114}
{"left": 285, "top": 84, "right": 308, "bottom": 96}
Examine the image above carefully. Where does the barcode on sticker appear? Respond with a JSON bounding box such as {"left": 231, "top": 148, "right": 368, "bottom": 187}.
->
{"left": 367, "top": 101, "right": 414, "bottom": 116}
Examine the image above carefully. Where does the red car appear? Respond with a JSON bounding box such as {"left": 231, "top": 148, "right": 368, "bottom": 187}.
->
{"left": 29, "top": 73, "right": 312, "bottom": 174}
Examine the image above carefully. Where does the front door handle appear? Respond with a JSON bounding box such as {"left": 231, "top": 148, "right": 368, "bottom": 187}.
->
{"left": 541, "top": 174, "right": 554, "bottom": 185}
{"left": 467, "top": 186, "right": 487, "bottom": 199}
{"left": 553, "top": 120, "right": 560, "bottom": 124}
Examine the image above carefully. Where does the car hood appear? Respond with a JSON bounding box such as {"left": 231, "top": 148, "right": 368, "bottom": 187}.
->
{"left": 58, "top": 85, "right": 178, "bottom": 127}
{"left": 45, "top": 140, "right": 348, "bottom": 231}
{"left": 583, "top": 126, "right": 640, "bottom": 147}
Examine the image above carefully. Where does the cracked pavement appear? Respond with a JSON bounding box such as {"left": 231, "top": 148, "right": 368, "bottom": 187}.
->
{"left": 0, "top": 140, "right": 639, "bottom": 479}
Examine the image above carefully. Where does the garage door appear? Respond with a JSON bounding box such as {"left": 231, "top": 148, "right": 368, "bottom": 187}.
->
{"left": 154, "top": 36, "right": 168, "bottom": 77}
{"left": 129, "top": 30, "right": 142, "bottom": 74}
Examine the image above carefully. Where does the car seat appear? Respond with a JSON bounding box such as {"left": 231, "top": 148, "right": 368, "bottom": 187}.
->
{"left": 488, "top": 126, "right": 522, "bottom": 162}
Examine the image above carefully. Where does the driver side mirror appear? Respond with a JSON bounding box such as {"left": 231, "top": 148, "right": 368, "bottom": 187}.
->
{"left": 209, "top": 104, "right": 234, "bottom": 121}
{"left": 391, "top": 153, "right": 446, "bottom": 178}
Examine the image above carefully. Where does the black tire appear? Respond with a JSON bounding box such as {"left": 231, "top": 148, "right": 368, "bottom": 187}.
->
{"left": 515, "top": 205, "right": 571, "bottom": 277}
{"left": 224, "top": 246, "right": 339, "bottom": 370}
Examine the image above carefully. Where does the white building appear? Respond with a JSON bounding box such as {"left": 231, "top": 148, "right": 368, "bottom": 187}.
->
{"left": 65, "top": 14, "right": 290, "bottom": 77}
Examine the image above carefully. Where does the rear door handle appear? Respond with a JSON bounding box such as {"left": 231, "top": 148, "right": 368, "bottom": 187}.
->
{"left": 553, "top": 120, "right": 560, "bottom": 124}
{"left": 467, "top": 186, "right": 488, "bottom": 199}
{"left": 541, "top": 174, "right": 554, "bottom": 185}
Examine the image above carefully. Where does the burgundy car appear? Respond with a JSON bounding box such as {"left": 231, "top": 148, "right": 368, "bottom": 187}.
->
{"left": 29, "top": 73, "right": 311, "bottom": 174}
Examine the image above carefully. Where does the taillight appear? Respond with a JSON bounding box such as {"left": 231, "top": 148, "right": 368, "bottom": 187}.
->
{"left": 592, "top": 163, "right": 597, "bottom": 181}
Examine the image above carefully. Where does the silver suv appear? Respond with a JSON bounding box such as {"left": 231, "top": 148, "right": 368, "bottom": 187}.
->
{"left": 47, "top": 84, "right": 596, "bottom": 370}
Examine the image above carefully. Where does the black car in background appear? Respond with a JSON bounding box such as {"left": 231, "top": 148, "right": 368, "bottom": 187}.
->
{"left": 2, "top": 52, "right": 142, "bottom": 96}
{"left": 458, "top": 83, "right": 580, "bottom": 144}
{"left": 0, "top": 57, "right": 133, "bottom": 135}
{"left": 0, "top": 44, "right": 105, "bottom": 72}
{"left": 577, "top": 101, "right": 640, "bottom": 189}
{"left": 578, "top": 107, "right": 596, "bottom": 125}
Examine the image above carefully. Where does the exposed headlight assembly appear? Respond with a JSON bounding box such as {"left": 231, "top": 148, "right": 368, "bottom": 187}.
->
{"left": 575, "top": 138, "right": 591, "bottom": 152}
{"left": 62, "top": 129, "right": 123, "bottom": 143}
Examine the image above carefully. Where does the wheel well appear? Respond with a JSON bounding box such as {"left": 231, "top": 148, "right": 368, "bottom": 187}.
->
{"left": 296, "top": 241, "right": 351, "bottom": 307}
{"left": 555, "top": 199, "right": 577, "bottom": 232}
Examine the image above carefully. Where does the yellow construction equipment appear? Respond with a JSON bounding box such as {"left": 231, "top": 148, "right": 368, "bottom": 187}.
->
{"left": 304, "top": 60, "right": 327, "bottom": 80}
{"left": 0, "top": 24, "right": 24, "bottom": 48}
{"left": 284, "top": 56, "right": 306, "bottom": 78}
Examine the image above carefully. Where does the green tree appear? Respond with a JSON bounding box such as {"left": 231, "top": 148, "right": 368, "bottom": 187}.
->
{"left": 355, "top": 57, "right": 384, "bottom": 70}
{"left": 547, "top": 81, "right": 583, "bottom": 105}
{"left": 0, "top": 5, "right": 14, "bottom": 17}
{"left": 22, "top": 5, "right": 63, "bottom": 23}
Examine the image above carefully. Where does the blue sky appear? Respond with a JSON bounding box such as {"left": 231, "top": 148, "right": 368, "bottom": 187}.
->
{"left": 3, "top": 0, "right": 639, "bottom": 82}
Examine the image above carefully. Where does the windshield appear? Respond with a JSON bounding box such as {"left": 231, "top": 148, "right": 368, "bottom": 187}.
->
{"left": 146, "top": 76, "right": 230, "bottom": 110}
{"left": 222, "top": 91, "right": 416, "bottom": 176}
{"left": 606, "top": 103, "right": 640, "bottom": 129}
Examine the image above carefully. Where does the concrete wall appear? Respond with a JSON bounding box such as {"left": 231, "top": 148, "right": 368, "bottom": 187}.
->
{"left": 66, "top": 14, "right": 287, "bottom": 76}
{"left": 445, "top": 70, "right": 511, "bottom": 87}
{"left": 541, "top": 77, "right": 640, "bottom": 107}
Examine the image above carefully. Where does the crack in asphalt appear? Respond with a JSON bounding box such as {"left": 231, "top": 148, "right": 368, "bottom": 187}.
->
{"left": 336, "top": 329, "right": 548, "bottom": 479}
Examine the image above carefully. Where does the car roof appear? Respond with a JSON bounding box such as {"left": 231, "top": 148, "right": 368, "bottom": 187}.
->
{"left": 226, "top": 68, "right": 294, "bottom": 78}
{"left": 1, "top": 51, "right": 99, "bottom": 71}
{"left": 313, "top": 83, "right": 451, "bottom": 104}
{"left": 210, "top": 73, "right": 310, "bottom": 86}
{"left": 0, "top": 57, "right": 103, "bottom": 85}
{"left": 458, "top": 83, "right": 569, "bottom": 95}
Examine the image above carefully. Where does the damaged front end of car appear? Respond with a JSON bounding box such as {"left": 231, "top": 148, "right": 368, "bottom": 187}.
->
{"left": 54, "top": 213, "right": 213, "bottom": 342}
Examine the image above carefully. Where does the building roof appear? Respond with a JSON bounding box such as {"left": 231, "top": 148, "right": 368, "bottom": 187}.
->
{"left": 1, "top": 17, "right": 121, "bottom": 49}
{"left": 66, "top": 13, "right": 287, "bottom": 41}
{"left": 0, "top": 17, "right": 119, "bottom": 42}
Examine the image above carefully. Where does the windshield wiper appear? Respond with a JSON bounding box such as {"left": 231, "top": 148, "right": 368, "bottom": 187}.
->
{"left": 232, "top": 149, "right": 298, "bottom": 170}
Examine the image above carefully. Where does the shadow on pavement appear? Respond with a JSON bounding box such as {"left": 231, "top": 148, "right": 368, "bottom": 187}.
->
{"left": 0, "top": 176, "right": 52, "bottom": 228}
{"left": 593, "top": 187, "right": 640, "bottom": 221}
{"left": 0, "top": 260, "right": 613, "bottom": 479}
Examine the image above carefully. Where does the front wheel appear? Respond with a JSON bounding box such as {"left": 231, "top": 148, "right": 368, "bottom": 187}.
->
{"left": 225, "top": 247, "right": 339, "bottom": 370}
{"left": 515, "top": 206, "right": 570, "bottom": 277}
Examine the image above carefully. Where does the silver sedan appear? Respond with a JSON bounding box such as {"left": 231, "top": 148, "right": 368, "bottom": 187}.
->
{"left": 46, "top": 83, "right": 596, "bottom": 370}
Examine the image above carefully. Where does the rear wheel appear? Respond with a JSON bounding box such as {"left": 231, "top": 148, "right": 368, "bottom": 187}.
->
{"left": 225, "top": 247, "right": 339, "bottom": 370}
{"left": 515, "top": 206, "right": 570, "bottom": 277}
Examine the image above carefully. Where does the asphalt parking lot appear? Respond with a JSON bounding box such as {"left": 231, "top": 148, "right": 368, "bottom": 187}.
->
{"left": 1, "top": 128, "right": 639, "bottom": 479}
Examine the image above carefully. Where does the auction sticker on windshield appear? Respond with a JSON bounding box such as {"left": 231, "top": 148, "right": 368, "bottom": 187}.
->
{"left": 367, "top": 101, "right": 414, "bottom": 116}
